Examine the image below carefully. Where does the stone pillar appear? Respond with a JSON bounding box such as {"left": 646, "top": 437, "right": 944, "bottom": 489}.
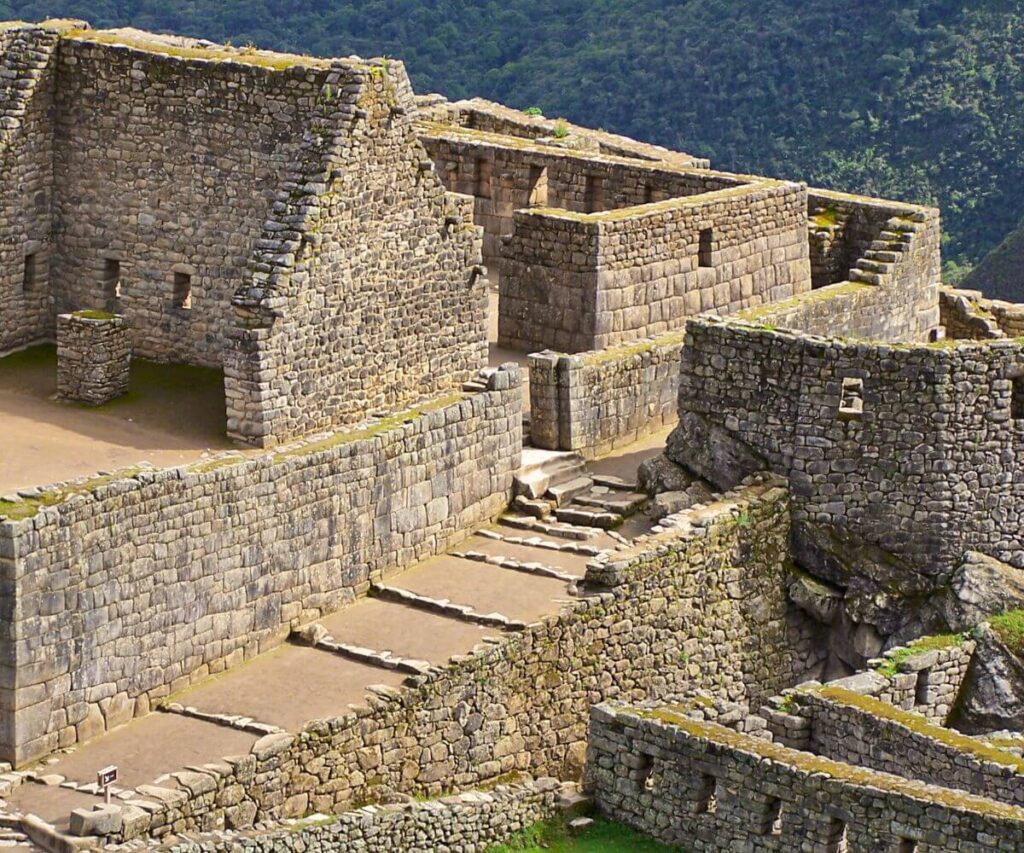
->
{"left": 56, "top": 312, "right": 131, "bottom": 405}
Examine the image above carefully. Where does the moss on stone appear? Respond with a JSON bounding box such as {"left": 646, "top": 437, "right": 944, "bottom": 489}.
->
{"left": 271, "top": 393, "right": 465, "bottom": 463}
{"left": 63, "top": 29, "right": 334, "bottom": 71}
{"left": 815, "top": 685, "right": 1024, "bottom": 774}
{"left": 876, "top": 633, "right": 965, "bottom": 677}
{"left": 580, "top": 329, "right": 687, "bottom": 366}
{"left": 72, "top": 309, "right": 117, "bottom": 321}
{"left": 0, "top": 467, "right": 145, "bottom": 521}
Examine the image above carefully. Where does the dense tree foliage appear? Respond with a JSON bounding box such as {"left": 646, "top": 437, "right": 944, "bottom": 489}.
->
{"left": 4, "top": 0, "right": 1024, "bottom": 283}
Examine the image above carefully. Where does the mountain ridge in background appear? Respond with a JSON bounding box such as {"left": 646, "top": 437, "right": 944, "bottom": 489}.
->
{"left": 3, "top": 0, "right": 1023, "bottom": 299}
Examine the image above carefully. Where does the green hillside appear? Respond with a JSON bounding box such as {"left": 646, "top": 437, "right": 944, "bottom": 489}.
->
{"left": 3, "top": 0, "right": 1024, "bottom": 297}
{"left": 960, "top": 221, "right": 1024, "bottom": 302}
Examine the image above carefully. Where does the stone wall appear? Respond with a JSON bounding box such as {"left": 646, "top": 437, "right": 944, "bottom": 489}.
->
{"left": 49, "top": 33, "right": 326, "bottom": 368}
{"left": 586, "top": 702, "right": 1024, "bottom": 851}
{"left": 795, "top": 687, "right": 1024, "bottom": 808}
{"left": 669, "top": 317, "right": 1024, "bottom": 637}
{"left": 499, "top": 180, "right": 809, "bottom": 353}
{"left": 422, "top": 124, "right": 734, "bottom": 272}
{"left": 224, "top": 59, "right": 487, "bottom": 446}
{"left": 745, "top": 198, "right": 941, "bottom": 343}
{"left": 0, "top": 24, "right": 60, "bottom": 354}
{"left": 164, "top": 777, "right": 561, "bottom": 853}
{"left": 82, "top": 479, "right": 808, "bottom": 842}
{"left": 55, "top": 311, "right": 130, "bottom": 404}
{"left": 0, "top": 365, "right": 522, "bottom": 766}
{"left": 942, "top": 287, "right": 1024, "bottom": 339}
{"left": 528, "top": 331, "right": 683, "bottom": 457}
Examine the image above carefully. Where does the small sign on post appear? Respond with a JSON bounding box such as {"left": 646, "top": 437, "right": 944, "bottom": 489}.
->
{"left": 97, "top": 765, "right": 118, "bottom": 804}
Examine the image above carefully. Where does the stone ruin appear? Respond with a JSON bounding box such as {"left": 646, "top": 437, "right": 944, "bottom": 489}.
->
{"left": 0, "top": 18, "right": 1021, "bottom": 852}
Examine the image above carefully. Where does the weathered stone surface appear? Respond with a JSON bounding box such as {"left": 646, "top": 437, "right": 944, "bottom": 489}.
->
{"left": 957, "top": 625, "right": 1024, "bottom": 734}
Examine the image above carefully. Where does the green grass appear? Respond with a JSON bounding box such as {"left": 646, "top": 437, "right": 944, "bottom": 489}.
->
{"left": 991, "top": 609, "right": 1024, "bottom": 655}
{"left": 72, "top": 310, "right": 118, "bottom": 321}
{"left": 489, "top": 816, "right": 680, "bottom": 853}
{"left": 876, "top": 632, "right": 965, "bottom": 677}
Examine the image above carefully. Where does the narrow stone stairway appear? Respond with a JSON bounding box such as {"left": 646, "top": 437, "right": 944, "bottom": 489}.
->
{"left": 0, "top": 437, "right": 662, "bottom": 847}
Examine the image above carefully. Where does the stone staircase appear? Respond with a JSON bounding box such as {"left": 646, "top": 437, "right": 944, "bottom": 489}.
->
{"left": 509, "top": 448, "right": 650, "bottom": 534}
{"left": 849, "top": 212, "right": 926, "bottom": 286}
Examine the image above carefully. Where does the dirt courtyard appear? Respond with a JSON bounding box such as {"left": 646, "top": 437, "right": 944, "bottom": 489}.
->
{"left": 0, "top": 345, "right": 237, "bottom": 494}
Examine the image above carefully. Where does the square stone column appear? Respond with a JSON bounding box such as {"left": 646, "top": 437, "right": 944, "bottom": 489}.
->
{"left": 57, "top": 312, "right": 131, "bottom": 405}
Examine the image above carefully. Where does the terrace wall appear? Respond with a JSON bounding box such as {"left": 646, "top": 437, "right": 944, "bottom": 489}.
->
{"left": 0, "top": 365, "right": 522, "bottom": 766}
{"left": 587, "top": 703, "right": 1024, "bottom": 851}
{"left": 76, "top": 479, "right": 807, "bottom": 842}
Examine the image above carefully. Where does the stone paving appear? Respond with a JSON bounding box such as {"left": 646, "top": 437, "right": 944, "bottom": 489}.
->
{"left": 0, "top": 436, "right": 665, "bottom": 848}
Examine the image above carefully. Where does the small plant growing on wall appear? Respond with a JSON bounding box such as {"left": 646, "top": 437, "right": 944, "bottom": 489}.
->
{"left": 553, "top": 119, "right": 570, "bottom": 139}
{"left": 525, "top": 106, "right": 543, "bottom": 117}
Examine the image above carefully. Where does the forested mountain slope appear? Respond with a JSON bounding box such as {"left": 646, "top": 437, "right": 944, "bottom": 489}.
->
{"left": 4, "top": 0, "right": 1023, "bottom": 294}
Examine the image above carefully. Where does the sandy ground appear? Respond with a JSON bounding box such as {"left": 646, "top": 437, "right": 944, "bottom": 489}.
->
{"left": 0, "top": 345, "right": 236, "bottom": 494}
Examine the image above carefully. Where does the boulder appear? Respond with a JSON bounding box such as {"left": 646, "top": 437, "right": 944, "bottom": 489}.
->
{"left": 664, "top": 414, "right": 767, "bottom": 491}
{"left": 637, "top": 453, "right": 695, "bottom": 496}
{"left": 940, "top": 552, "right": 1024, "bottom": 632}
{"left": 649, "top": 482, "right": 715, "bottom": 521}
{"left": 955, "top": 624, "right": 1024, "bottom": 734}
{"left": 787, "top": 570, "right": 843, "bottom": 625}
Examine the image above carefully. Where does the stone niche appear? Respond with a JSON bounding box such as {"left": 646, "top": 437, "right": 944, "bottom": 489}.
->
{"left": 56, "top": 311, "right": 131, "bottom": 405}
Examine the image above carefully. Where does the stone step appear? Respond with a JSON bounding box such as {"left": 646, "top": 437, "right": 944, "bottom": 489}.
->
{"left": 849, "top": 269, "right": 883, "bottom": 285}
{"left": 869, "top": 239, "right": 906, "bottom": 253}
{"left": 554, "top": 506, "right": 623, "bottom": 530}
{"left": 863, "top": 250, "right": 901, "bottom": 264}
{"left": 591, "top": 474, "right": 640, "bottom": 492}
{"left": 474, "top": 527, "right": 604, "bottom": 557}
{"left": 855, "top": 259, "right": 893, "bottom": 274}
{"left": 545, "top": 476, "right": 594, "bottom": 508}
{"left": 157, "top": 703, "right": 284, "bottom": 737}
{"left": 314, "top": 635, "right": 435, "bottom": 677}
{"left": 454, "top": 549, "right": 579, "bottom": 584}
{"left": 511, "top": 494, "right": 554, "bottom": 520}
{"left": 514, "top": 450, "right": 587, "bottom": 499}
{"left": 498, "top": 514, "right": 601, "bottom": 541}
{"left": 370, "top": 584, "right": 527, "bottom": 630}
{"left": 573, "top": 490, "right": 647, "bottom": 516}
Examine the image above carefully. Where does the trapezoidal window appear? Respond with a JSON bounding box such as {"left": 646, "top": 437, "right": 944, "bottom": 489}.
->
{"left": 694, "top": 773, "right": 717, "bottom": 814}
{"left": 698, "top": 228, "right": 714, "bottom": 268}
{"left": 173, "top": 271, "right": 192, "bottom": 311}
{"left": 764, "top": 797, "right": 783, "bottom": 835}
{"left": 827, "top": 819, "right": 849, "bottom": 853}
{"left": 896, "top": 839, "right": 918, "bottom": 853}
{"left": 103, "top": 259, "right": 122, "bottom": 305}
{"left": 584, "top": 175, "right": 605, "bottom": 213}
{"left": 527, "top": 165, "right": 549, "bottom": 207}
{"left": 1012, "top": 376, "right": 1024, "bottom": 419}
{"left": 475, "top": 157, "right": 492, "bottom": 199}
{"left": 22, "top": 252, "right": 37, "bottom": 293}
{"left": 839, "top": 377, "right": 864, "bottom": 419}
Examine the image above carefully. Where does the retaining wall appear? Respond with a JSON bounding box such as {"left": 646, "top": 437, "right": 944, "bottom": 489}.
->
{"left": 528, "top": 331, "right": 683, "bottom": 457}
{"left": 0, "top": 365, "right": 522, "bottom": 766}
{"left": 164, "top": 778, "right": 561, "bottom": 853}
{"left": 942, "top": 287, "right": 1024, "bottom": 339}
{"left": 669, "top": 318, "right": 1024, "bottom": 625}
{"left": 89, "top": 478, "right": 808, "bottom": 842}
{"left": 587, "top": 703, "right": 1024, "bottom": 852}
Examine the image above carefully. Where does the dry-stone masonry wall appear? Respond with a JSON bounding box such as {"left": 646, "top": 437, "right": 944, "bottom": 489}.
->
{"left": 0, "top": 24, "right": 60, "bottom": 354}
{"left": 49, "top": 33, "right": 323, "bottom": 368}
{"left": 163, "top": 778, "right": 562, "bottom": 853}
{"left": 423, "top": 123, "right": 738, "bottom": 273}
{"left": 0, "top": 24, "right": 487, "bottom": 447}
{"left": 587, "top": 702, "right": 1024, "bottom": 852}
{"left": 0, "top": 365, "right": 522, "bottom": 766}
{"left": 794, "top": 686, "right": 1024, "bottom": 808}
{"left": 55, "top": 311, "right": 130, "bottom": 404}
{"left": 942, "top": 287, "right": 1024, "bottom": 339}
{"left": 224, "top": 58, "right": 486, "bottom": 446}
{"left": 499, "top": 180, "right": 809, "bottom": 353}
{"left": 669, "top": 317, "right": 1024, "bottom": 638}
{"left": 528, "top": 330, "right": 683, "bottom": 457}
{"left": 85, "top": 480, "right": 807, "bottom": 842}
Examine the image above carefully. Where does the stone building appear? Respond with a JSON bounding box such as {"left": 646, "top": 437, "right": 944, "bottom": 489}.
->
{"left": 0, "top": 18, "right": 1023, "bottom": 852}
